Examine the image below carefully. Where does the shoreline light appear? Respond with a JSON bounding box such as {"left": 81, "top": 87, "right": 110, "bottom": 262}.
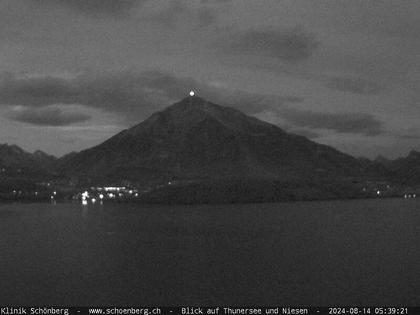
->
{"left": 189, "top": 90, "right": 195, "bottom": 96}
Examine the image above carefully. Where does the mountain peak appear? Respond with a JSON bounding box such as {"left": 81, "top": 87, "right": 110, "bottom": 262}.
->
{"left": 34, "top": 149, "right": 48, "bottom": 156}
{"left": 408, "top": 150, "right": 420, "bottom": 159}
{"left": 0, "top": 143, "right": 25, "bottom": 155}
{"left": 375, "top": 154, "right": 390, "bottom": 162}
{"left": 33, "top": 150, "right": 57, "bottom": 160}
{"left": 126, "top": 95, "right": 270, "bottom": 137}
{"left": 133, "top": 96, "right": 281, "bottom": 138}
{"left": 179, "top": 95, "right": 207, "bottom": 104}
{"left": 164, "top": 95, "right": 224, "bottom": 115}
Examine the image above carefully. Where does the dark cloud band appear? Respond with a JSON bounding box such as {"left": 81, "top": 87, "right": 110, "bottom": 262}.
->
{"left": 32, "top": 0, "right": 143, "bottom": 18}
{"left": 9, "top": 107, "right": 91, "bottom": 126}
{"left": 324, "top": 76, "right": 385, "bottom": 95}
{"left": 280, "top": 108, "right": 384, "bottom": 136}
{"left": 226, "top": 27, "right": 319, "bottom": 63}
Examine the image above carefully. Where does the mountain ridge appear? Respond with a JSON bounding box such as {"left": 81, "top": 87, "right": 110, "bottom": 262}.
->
{"left": 0, "top": 143, "right": 56, "bottom": 168}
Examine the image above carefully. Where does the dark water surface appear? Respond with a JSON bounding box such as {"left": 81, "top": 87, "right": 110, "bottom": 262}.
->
{"left": 0, "top": 199, "right": 419, "bottom": 305}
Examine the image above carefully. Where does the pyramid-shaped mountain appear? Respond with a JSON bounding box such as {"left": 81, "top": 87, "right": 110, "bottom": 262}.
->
{"left": 59, "top": 96, "right": 381, "bottom": 190}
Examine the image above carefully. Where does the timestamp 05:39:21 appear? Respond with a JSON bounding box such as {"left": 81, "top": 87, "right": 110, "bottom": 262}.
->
{"left": 328, "top": 308, "right": 409, "bottom": 315}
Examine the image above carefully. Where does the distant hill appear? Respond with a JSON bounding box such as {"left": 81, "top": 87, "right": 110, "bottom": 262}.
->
{"left": 378, "top": 151, "right": 420, "bottom": 186}
{"left": 374, "top": 155, "right": 392, "bottom": 168}
{"left": 0, "top": 144, "right": 57, "bottom": 193}
{"left": 0, "top": 144, "right": 56, "bottom": 171}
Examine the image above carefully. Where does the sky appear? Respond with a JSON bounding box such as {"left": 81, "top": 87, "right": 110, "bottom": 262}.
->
{"left": 0, "top": 0, "right": 419, "bottom": 159}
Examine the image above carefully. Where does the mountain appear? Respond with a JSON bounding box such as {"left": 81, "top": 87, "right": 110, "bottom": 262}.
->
{"left": 0, "top": 144, "right": 57, "bottom": 193}
{"left": 374, "top": 155, "right": 393, "bottom": 168}
{"left": 59, "top": 96, "right": 367, "bottom": 180}
{"left": 33, "top": 150, "right": 56, "bottom": 163}
{"left": 57, "top": 96, "right": 387, "bottom": 202}
{"left": 379, "top": 151, "right": 420, "bottom": 186}
{"left": 0, "top": 144, "right": 56, "bottom": 171}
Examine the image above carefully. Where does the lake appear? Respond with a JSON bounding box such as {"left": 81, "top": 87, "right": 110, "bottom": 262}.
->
{"left": 0, "top": 198, "right": 419, "bottom": 305}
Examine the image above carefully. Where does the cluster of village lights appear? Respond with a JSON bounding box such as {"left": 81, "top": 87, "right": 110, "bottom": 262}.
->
{"left": 79, "top": 187, "right": 140, "bottom": 205}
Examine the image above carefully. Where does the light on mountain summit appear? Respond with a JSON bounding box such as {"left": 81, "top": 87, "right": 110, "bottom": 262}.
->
{"left": 189, "top": 90, "right": 195, "bottom": 96}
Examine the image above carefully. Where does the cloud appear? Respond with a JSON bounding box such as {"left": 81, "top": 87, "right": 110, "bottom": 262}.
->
{"left": 200, "top": 0, "right": 231, "bottom": 3}
{"left": 149, "top": 1, "right": 218, "bottom": 29}
{"left": 397, "top": 133, "right": 420, "bottom": 140}
{"left": 324, "top": 76, "right": 385, "bottom": 95}
{"left": 393, "top": 128, "right": 420, "bottom": 140}
{"left": 0, "top": 70, "right": 302, "bottom": 123}
{"left": 280, "top": 109, "right": 384, "bottom": 136}
{"left": 0, "top": 75, "right": 77, "bottom": 107}
{"left": 226, "top": 27, "right": 320, "bottom": 63}
{"left": 8, "top": 106, "right": 91, "bottom": 126}
{"left": 33, "top": 0, "right": 143, "bottom": 18}
{"left": 197, "top": 7, "right": 217, "bottom": 28}
{"left": 222, "top": 92, "right": 303, "bottom": 114}
{"left": 149, "top": 2, "right": 187, "bottom": 28}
